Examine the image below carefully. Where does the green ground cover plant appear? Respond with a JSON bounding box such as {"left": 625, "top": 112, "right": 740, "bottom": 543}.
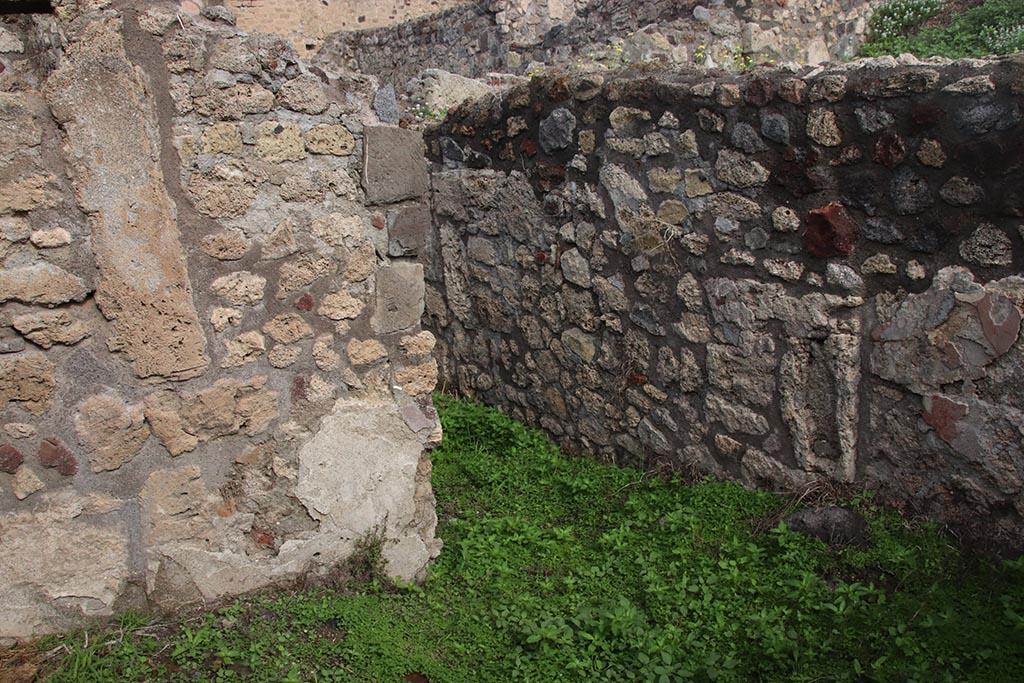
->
{"left": 21, "top": 396, "right": 1024, "bottom": 682}
{"left": 860, "top": 0, "right": 1024, "bottom": 58}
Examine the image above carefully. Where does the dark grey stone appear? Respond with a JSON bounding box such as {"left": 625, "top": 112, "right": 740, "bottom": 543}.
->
{"left": 629, "top": 304, "right": 665, "bottom": 335}
{"left": 890, "top": 169, "right": 933, "bottom": 215}
{"left": 939, "top": 176, "right": 984, "bottom": 206}
{"left": 759, "top": 112, "right": 790, "bottom": 145}
{"left": 863, "top": 217, "right": 904, "bottom": 244}
{"left": 956, "top": 101, "right": 1021, "bottom": 135}
{"left": 730, "top": 122, "right": 767, "bottom": 153}
{"left": 440, "top": 137, "right": 465, "bottom": 164}
{"left": 744, "top": 226, "right": 769, "bottom": 250}
{"left": 371, "top": 263, "right": 425, "bottom": 334}
{"left": 388, "top": 204, "right": 430, "bottom": 257}
{"left": 200, "top": 5, "right": 237, "bottom": 25}
{"left": 465, "top": 148, "right": 492, "bottom": 169}
{"left": 373, "top": 83, "right": 400, "bottom": 125}
{"left": 0, "top": 333, "right": 26, "bottom": 354}
{"left": 784, "top": 506, "right": 868, "bottom": 549}
{"left": 854, "top": 106, "right": 894, "bottom": 133}
{"left": 539, "top": 108, "right": 577, "bottom": 154}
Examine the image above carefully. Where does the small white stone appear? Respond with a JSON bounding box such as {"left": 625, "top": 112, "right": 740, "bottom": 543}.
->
{"left": 763, "top": 258, "right": 805, "bottom": 282}
{"left": 29, "top": 228, "right": 72, "bottom": 248}
{"left": 861, "top": 254, "right": 898, "bottom": 275}
{"left": 906, "top": 260, "right": 927, "bottom": 280}
{"left": 13, "top": 465, "right": 44, "bottom": 500}
{"left": 3, "top": 423, "right": 36, "bottom": 439}
{"left": 771, "top": 206, "right": 800, "bottom": 233}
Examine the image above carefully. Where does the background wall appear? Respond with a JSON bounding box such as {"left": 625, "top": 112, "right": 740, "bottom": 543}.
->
{"left": 315, "top": 0, "right": 875, "bottom": 88}
{"left": 0, "top": 2, "right": 440, "bottom": 639}
{"left": 423, "top": 58, "right": 1024, "bottom": 553}
{"left": 224, "top": 0, "right": 466, "bottom": 56}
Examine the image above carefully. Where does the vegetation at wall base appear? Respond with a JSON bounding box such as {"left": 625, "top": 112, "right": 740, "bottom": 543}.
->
{"left": 22, "top": 396, "right": 1024, "bottom": 682}
{"left": 860, "top": 0, "right": 1024, "bottom": 58}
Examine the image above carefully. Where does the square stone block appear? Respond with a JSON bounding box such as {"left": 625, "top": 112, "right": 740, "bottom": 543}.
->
{"left": 362, "top": 126, "right": 428, "bottom": 205}
{"left": 388, "top": 203, "right": 430, "bottom": 257}
{"left": 372, "top": 262, "right": 425, "bottom": 334}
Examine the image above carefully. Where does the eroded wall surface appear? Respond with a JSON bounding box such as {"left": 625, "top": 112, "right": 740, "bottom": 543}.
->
{"left": 0, "top": 2, "right": 440, "bottom": 639}
{"left": 424, "top": 58, "right": 1024, "bottom": 552}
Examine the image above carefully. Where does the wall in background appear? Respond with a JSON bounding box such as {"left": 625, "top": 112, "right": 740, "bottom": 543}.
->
{"left": 424, "top": 57, "right": 1024, "bottom": 553}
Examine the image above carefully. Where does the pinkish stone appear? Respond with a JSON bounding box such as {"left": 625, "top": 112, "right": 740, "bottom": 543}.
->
{"left": 0, "top": 444, "right": 24, "bottom": 473}
{"left": 922, "top": 395, "right": 969, "bottom": 443}
{"left": 975, "top": 293, "right": 1022, "bottom": 356}
{"left": 39, "top": 437, "right": 78, "bottom": 476}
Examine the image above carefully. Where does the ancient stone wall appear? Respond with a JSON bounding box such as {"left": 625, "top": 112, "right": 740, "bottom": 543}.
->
{"left": 0, "top": 2, "right": 440, "bottom": 639}
{"left": 424, "top": 58, "right": 1024, "bottom": 552}
{"left": 223, "top": 0, "right": 466, "bottom": 56}
{"left": 315, "top": 0, "right": 874, "bottom": 88}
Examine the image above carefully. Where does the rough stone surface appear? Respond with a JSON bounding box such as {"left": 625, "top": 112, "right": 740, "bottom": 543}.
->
{"left": 75, "top": 394, "right": 150, "bottom": 473}
{"left": 263, "top": 313, "right": 314, "bottom": 344}
{"left": 804, "top": 202, "right": 858, "bottom": 258}
{"left": 0, "top": 264, "right": 90, "bottom": 306}
{"left": 362, "top": 127, "right": 428, "bottom": 205}
{"left": 145, "top": 377, "right": 279, "bottom": 456}
{"left": 539, "top": 108, "right": 576, "bottom": 153}
{"left": 785, "top": 506, "right": 867, "bottom": 549}
{"left": 45, "top": 17, "right": 208, "bottom": 382}
{"left": 424, "top": 63, "right": 1024, "bottom": 551}
{"left": 0, "top": 494, "right": 131, "bottom": 637}
{"left": 11, "top": 310, "right": 91, "bottom": 349}
{"left": 960, "top": 226, "right": 1013, "bottom": 267}
{"left": 305, "top": 124, "right": 355, "bottom": 155}
{"left": 372, "top": 263, "right": 425, "bottom": 334}
{"left": 0, "top": 353, "right": 56, "bottom": 416}
{"left": 212, "top": 271, "right": 267, "bottom": 306}
{"left": 0, "top": 6, "right": 444, "bottom": 640}
{"left": 296, "top": 399, "right": 440, "bottom": 580}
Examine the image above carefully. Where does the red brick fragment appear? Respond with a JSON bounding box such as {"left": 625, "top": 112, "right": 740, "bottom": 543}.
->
{"left": 804, "top": 202, "right": 859, "bottom": 257}
{"left": 38, "top": 437, "right": 78, "bottom": 476}
{"left": 290, "top": 376, "right": 308, "bottom": 402}
{"left": 536, "top": 161, "right": 565, "bottom": 189}
{"left": 252, "top": 526, "right": 275, "bottom": 548}
{"left": 744, "top": 77, "right": 773, "bottom": 107}
{"left": 0, "top": 444, "right": 24, "bottom": 474}
{"left": 294, "top": 292, "right": 314, "bottom": 311}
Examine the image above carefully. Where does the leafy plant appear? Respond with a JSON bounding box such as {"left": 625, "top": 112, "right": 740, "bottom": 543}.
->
{"left": 861, "top": 0, "right": 1024, "bottom": 57}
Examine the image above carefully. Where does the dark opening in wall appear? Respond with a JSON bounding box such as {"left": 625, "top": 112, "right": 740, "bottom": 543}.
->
{"left": 0, "top": 0, "right": 53, "bottom": 14}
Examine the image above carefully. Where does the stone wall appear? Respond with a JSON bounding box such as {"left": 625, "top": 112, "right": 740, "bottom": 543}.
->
{"left": 424, "top": 58, "right": 1024, "bottom": 553}
{"left": 0, "top": 2, "right": 440, "bottom": 639}
{"left": 315, "top": 0, "right": 874, "bottom": 88}
{"left": 223, "top": 0, "right": 466, "bottom": 56}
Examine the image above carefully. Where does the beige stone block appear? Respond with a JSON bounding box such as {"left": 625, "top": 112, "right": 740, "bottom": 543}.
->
{"left": 305, "top": 124, "right": 355, "bottom": 155}
{"left": 75, "top": 393, "right": 150, "bottom": 472}
{"left": 255, "top": 121, "right": 307, "bottom": 162}
{"left": 200, "top": 122, "right": 243, "bottom": 154}
{"left": 347, "top": 338, "right": 388, "bottom": 366}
